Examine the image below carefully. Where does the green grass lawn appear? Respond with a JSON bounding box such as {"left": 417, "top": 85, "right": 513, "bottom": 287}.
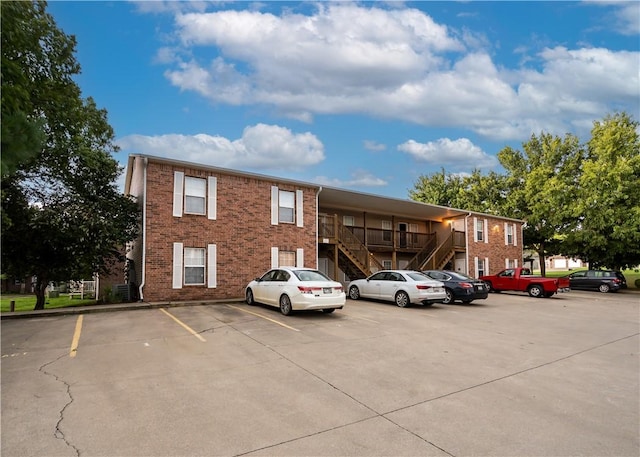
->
{"left": 1, "top": 294, "right": 97, "bottom": 313}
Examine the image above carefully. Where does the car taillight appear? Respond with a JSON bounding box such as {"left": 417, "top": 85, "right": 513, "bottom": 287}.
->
{"left": 613, "top": 278, "right": 621, "bottom": 284}
{"left": 460, "top": 282, "right": 473, "bottom": 289}
{"left": 416, "top": 285, "right": 432, "bottom": 290}
{"left": 334, "top": 286, "right": 343, "bottom": 293}
{"left": 298, "top": 286, "right": 322, "bottom": 294}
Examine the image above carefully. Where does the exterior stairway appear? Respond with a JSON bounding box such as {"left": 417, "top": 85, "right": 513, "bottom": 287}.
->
{"left": 406, "top": 230, "right": 465, "bottom": 271}
{"left": 335, "top": 221, "right": 383, "bottom": 279}
{"left": 318, "top": 217, "right": 383, "bottom": 280}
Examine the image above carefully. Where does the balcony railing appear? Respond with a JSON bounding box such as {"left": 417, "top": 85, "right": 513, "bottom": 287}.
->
{"left": 319, "top": 215, "right": 436, "bottom": 250}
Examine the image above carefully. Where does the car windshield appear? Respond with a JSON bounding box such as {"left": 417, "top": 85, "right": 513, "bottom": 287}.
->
{"left": 293, "top": 270, "right": 331, "bottom": 282}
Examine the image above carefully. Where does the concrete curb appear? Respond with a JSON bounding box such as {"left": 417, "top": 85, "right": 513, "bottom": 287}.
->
{"left": 0, "top": 298, "right": 245, "bottom": 320}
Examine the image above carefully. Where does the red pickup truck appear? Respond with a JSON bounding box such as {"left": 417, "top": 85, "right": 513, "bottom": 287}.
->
{"left": 480, "top": 267, "right": 571, "bottom": 298}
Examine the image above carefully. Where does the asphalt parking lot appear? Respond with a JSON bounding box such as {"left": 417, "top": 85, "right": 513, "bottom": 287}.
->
{"left": 2, "top": 290, "right": 639, "bottom": 457}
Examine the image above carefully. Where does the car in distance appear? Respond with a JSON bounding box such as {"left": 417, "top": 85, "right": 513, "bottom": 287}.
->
{"left": 564, "top": 269, "right": 627, "bottom": 293}
{"left": 246, "top": 267, "right": 345, "bottom": 315}
{"left": 422, "top": 270, "right": 489, "bottom": 304}
{"left": 348, "top": 270, "right": 446, "bottom": 307}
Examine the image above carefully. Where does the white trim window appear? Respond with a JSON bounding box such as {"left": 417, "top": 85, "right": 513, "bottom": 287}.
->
{"left": 382, "top": 220, "right": 392, "bottom": 242}
{"left": 271, "top": 187, "right": 304, "bottom": 226}
{"left": 476, "top": 257, "right": 485, "bottom": 277}
{"left": 185, "top": 177, "right": 206, "bottom": 215}
{"left": 173, "top": 243, "right": 217, "bottom": 289}
{"left": 279, "top": 190, "right": 295, "bottom": 223}
{"left": 271, "top": 247, "right": 304, "bottom": 267}
{"left": 383, "top": 260, "right": 392, "bottom": 269}
{"left": 504, "top": 223, "right": 518, "bottom": 246}
{"left": 173, "top": 172, "right": 217, "bottom": 219}
{"left": 343, "top": 215, "right": 355, "bottom": 226}
{"left": 474, "top": 218, "right": 486, "bottom": 242}
{"left": 184, "top": 248, "right": 205, "bottom": 285}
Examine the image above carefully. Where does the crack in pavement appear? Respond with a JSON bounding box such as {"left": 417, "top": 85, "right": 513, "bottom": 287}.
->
{"left": 40, "top": 354, "right": 81, "bottom": 457}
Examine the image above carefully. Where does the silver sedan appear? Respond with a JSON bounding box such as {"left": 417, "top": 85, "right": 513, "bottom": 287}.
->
{"left": 348, "top": 270, "right": 446, "bottom": 307}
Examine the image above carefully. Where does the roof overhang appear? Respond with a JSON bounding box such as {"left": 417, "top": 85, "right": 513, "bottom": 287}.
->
{"left": 318, "top": 186, "right": 468, "bottom": 222}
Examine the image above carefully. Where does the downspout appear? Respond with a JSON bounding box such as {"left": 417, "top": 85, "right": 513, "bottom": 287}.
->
{"left": 138, "top": 157, "right": 148, "bottom": 301}
{"left": 316, "top": 186, "right": 323, "bottom": 269}
{"left": 465, "top": 212, "right": 472, "bottom": 275}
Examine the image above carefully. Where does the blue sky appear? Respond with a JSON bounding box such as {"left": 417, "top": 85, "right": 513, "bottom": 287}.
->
{"left": 48, "top": 1, "right": 639, "bottom": 198}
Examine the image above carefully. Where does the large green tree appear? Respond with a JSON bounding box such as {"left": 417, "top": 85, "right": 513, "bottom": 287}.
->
{"left": 1, "top": 1, "right": 139, "bottom": 310}
{"left": 497, "top": 132, "right": 584, "bottom": 276}
{"left": 562, "top": 113, "right": 640, "bottom": 270}
{"left": 409, "top": 168, "right": 508, "bottom": 214}
{"left": 410, "top": 113, "right": 638, "bottom": 274}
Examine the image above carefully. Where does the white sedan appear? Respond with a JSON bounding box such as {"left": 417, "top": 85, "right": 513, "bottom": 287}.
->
{"left": 246, "top": 267, "right": 346, "bottom": 315}
{"left": 348, "top": 270, "right": 446, "bottom": 307}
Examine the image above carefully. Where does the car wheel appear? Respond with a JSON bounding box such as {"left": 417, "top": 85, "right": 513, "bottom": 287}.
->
{"left": 246, "top": 289, "right": 255, "bottom": 305}
{"left": 528, "top": 285, "right": 543, "bottom": 298}
{"left": 279, "top": 295, "right": 293, "bottom": 315}
{"left": 598, "top": 283, "right": 610, "bottom": 293}
{"left": 395, "top": 291, "right": 410, "bottom": 307}
{"left": 486, "top": 281, "right": 499, "bottom": 293}
{"left": 322, "top": 308, "right": 335, "bottom": 314}
{"left": 442, "top": 288, "right": 454, "bottom": 304}
{"left": 349, "top": 286, "right": 360, "bottom": 300}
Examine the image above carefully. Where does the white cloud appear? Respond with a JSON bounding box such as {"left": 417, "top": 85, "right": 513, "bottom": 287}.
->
{"left": 154, "top": 3, "right": 638, "bottom": 142}
{"left": 313, "top": 169, "right": 388, "bottom": 188}
{"left": 132, "top": 1, "right": 209, "bottom": 15}
{"left": 585, "top": 1, "right": 640, "bottom": 35}
{"left": 117, "top": 124, "right": 325, "bottom": 171}
{"left": 363, "top": 140, "right": 387, "bottom": 151}
{"left": 398, "top": 138, "right": 498, "bottom": 169}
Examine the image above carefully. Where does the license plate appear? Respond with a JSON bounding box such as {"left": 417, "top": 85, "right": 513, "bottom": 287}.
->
{"left": 477, "top": 285, "right": 485, "bottom": 290}
{"left": 323, "top": 288, "right": 332, "bottom": 294}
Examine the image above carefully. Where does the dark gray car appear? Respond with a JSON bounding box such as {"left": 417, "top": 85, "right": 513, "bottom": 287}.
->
{"left": 565, "top": 270, "right": 627, "bottom": 293}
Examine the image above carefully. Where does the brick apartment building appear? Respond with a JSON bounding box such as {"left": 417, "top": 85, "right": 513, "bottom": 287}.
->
{"left": 124, "top": 155, "right": 523, "bottom": 303}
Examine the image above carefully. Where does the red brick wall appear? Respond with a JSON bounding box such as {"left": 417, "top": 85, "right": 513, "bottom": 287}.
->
{"left": 466, "top": 215, "right": 523, "bottom": 276}
{"left": 141, "top": 161, "right": 318, "bottom": 302}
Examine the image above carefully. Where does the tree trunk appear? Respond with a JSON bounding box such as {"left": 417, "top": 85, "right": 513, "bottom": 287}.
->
{"left": 33, "top": 278, "right": 47, "bottom": 310}
{"left": 537, "top": 248, "right": 547, "bottom": 277}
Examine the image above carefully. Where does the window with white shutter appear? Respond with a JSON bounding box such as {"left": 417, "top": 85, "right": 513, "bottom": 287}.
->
{"left": 173, "top": 172, "right": 216, "bottom": 218}
{"left": 271, "top": 187, "right": 303, "bottom": 226}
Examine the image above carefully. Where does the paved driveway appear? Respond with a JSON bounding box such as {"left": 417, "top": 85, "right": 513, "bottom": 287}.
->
{"left": 2, "top": 290, "right": 639, "bottom": 456}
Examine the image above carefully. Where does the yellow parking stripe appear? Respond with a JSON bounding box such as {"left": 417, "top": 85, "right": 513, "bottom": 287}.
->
{"left": 70, "top": 315, "right": 83, "bottom": 358}
{"left": 160, "top": 308, "right": 206, "bottom": 342}
{"left": 227, "top": 305, "right": 300, "bottom": 332}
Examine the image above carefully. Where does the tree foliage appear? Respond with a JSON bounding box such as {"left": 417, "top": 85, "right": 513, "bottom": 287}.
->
{"left": 409, "top": 168, "right": 507, "bottom": 215}
{"left": 496, "top": 133, "right": 584, "bottom": 275}
{"left": 410, "top": 112, "right": 640, "bottom": 273}
{"left": 1, "top": 1, "right": 140, "bottom": 310}
{"left": 563, "top": 113, "right": 640, "bottom": 270}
